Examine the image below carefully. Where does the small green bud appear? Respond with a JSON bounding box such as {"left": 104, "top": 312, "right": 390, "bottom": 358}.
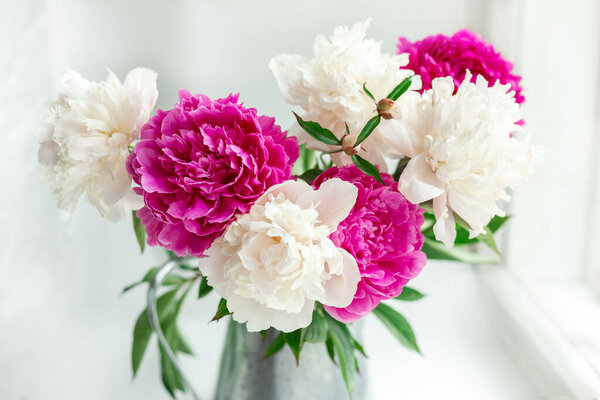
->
{"left": 377, "top": 98, "right": 395, "bottom": 120}
{"left": 341, "top": 134, "right": 360, "bottom": 156}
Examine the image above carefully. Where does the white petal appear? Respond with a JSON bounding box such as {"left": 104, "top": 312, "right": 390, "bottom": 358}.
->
{"left": 432, "top": 195, "right": 456, "bottom": 248}
{"left": 198, "top": 240, "right": 229, "bottom": 296}
{"left": 322, "top": 249, "right": 360, "bottom": 308}
{"left": 447, "top": 190, "right": 494, "bottom": 237}
{"left": 61, "top": 68, "right": 91, "bottom": 99}
{"left": 398, "top": 154, "right": 445, "bottom": 204}
{"left": 313, "top": 178, "right": 358, "bottom": 232}
{"left": 227, "top": 293, "right": 314, "bottom": 333}
{"left": 431, "top": 76, "right": 455, "bottom": 102}
{"left": 123, "top": 67, "right": 159, "bottom": 136}
{"left": 268, "top": 54, "right": 307, "bottom": 105}
{"left": 376, "top": 119, "right": 420, "bottom": 159}
{"left": 329, "top": 151, "right": 352, "bottom": 167}
{"left": 120, "top": 188, "right": 144, "bottom": 210}
{"left": 361, "top": 141, "right": 390, "bottom": 173}
{"left": 255, "top": 180, "right": 312, "bottom": 206}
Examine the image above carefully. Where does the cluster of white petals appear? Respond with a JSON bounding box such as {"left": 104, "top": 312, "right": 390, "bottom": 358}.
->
{"left": 38, "top": 68, "right": 158, "bottom": 221}
{"left": 269, "top": 19, "right": 419, "bottom": 170}
{"left": 199, "top": 179, "right": 361, "bottom": 332}
{"left": 381, "top": 72, "right": 542, "bottom": 247}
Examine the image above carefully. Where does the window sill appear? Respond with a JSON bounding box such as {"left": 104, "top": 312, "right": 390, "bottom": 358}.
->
{"left": 479, "top": 267, "right": 600, "bottom": 400}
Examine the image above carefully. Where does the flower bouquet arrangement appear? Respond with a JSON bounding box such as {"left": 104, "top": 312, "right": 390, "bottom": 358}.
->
{"left": 38, "top": 20, "right": 541, "bottom": 399}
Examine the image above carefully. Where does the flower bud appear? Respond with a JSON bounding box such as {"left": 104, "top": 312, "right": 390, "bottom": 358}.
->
{"left": 341, "top": 134, "right": 360, "bottom": 156}
{"left": 377, "top": 98, "right": 395, "bottom": 120}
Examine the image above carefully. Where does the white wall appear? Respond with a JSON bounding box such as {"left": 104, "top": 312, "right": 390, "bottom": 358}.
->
{"left": 486, "top": 0, "right": 600, "bottom": 282}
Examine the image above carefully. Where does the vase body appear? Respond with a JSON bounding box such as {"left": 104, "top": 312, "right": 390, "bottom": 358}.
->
{"left": 214, "top": 319, "right": 366, "bottom": 400}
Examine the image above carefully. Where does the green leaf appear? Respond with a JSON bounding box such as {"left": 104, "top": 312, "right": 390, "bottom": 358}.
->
{"left": 487, "top": 215, "right": 510, "bottom": 232}
{"left": 297, "top": 168, "right": 324, "bottom": 184}
{"left": 353, "top": 339, "right": 367, "bottom": 358}
{"left": 300, "top": 145, "right": 316, "bottom": 171}
{"left": 373, "top": 302, "right": 421, "bottom": 354}
{"left": 159, "top": 346, "right": 184, "bottom": 397}
{"left": 131, "top": 289, "right": 179, "bottom": 377}
{"left": 422, "top": 237, "right": 497, "bottom": 264}
{"left": 454, "top": 213, "right": 472, "bottom": 232}
{"left": 351, "top": 154, "right": 383, "bottom": 183}
{"left": 325, "top": 336, "right": 337, "bottom": 365}
{"left": 386, "top": 76, "right": 412, "bottom": 101}
{"left": 477, "top": 226, "right": 500, "bottom": 255}
{"left": 211, "top": 298, "right": 232, "bottom": 322}
{"left": 264, "top": 333, "right": 285, "bottom": 359}
{"left": 420, "top": 213, "right": 435, "bottom": 233}
{"left": 178, "top": 263, "right": 197, "bottom": 271}
{"left": 304, "top": 308, "right": 328, "bottom": 343}
{"left": 354, "top": 115, "right": 381, "bottom": 148}
{"left": 259, "top": 330, "right": 267, "bottom": 340}
{"left": 162, "top": 275, "right": 188, "bottom": 287}
{"left": 283, "top": 329, "right": 304, "bottom": 365}
{"left": 293, "top": 112, "right": 340, "bottom": 146}
{"left": 132, "top": 211, "right": 146, "bottom": 253}
{"left": 324, "top": 313, "right": 356, "bottom": 399}
{"left": 157, "top": 286, "right": 193, "bottom": 397}
{"left": 363, "top": 83, "right": 377, "bottom": 103}
{"left": 174, "top": 327, "right": 194, "bottom": 355}
{"left": 123, "top": 267, "right": 159, "bottom": 294}
{"left": 197, "top": 276, "right": 213, "bottom": 298}
{"left": 293, "top": 144, "right": 317, "bottom": 176}
{"left": 131, "top": 310, "right": 153, "bottom": 378}
{"left": 394, "top": 286, "right": 425, "bottom": 302}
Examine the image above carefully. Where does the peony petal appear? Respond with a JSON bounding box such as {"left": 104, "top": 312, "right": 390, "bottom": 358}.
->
{"left": 322, "top": 249, "right": 360, "bottom": 308}
{"left": 227, "top": 293, "right": 314, "bottom": 333}
{"left": 430, "top": 76, "right": 455, "bottom": 102}
{"left": 432, "top": 194, "right": 456, "bottom": 248}
{"left": 255, "top": 180, "right": 312, "bottom": 206}
{"left": 120, "top": 188, "right": 144, "bottom": 210}
{"left": 122, "top": 67, "right": 159, "bottom": 135}
{"left": 398, "top": 153, "right": 445, "bottom": 204}
{"left": 268, "top": 54, "right": 308, "bottom": 105}
{"left": 198, "top": 240, "right": 229, "bottom": 295}
{"left": 312, "top": 178, "right": 358, "bottom": 232}
{"left": 447, "top": 190, "right": 494, "bottom": 238}
{"left": 377, "top": 118, "right": 422, "bottom": 158}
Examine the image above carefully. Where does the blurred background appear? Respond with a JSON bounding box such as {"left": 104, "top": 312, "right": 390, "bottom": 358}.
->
{"left": 1, "top": 0, "right": 599, "bottom": 399}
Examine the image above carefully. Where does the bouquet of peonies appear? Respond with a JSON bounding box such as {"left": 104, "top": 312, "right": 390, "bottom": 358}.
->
{"left": 38, "top": 20, "right": 541, "bottom": 399}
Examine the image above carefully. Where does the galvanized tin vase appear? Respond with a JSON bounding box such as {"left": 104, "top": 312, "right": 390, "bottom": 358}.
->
{"left": 214, "top": 319, "right": 366, "bottom": 400}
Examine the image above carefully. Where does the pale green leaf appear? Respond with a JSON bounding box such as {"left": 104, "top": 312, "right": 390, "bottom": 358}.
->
{"left": 293, "top": 112, "right": 340, "bottom": 146}
{"left": 394, "top": 286, "right": 425, "bottom": 301}
{"left": 351, "top": 154, "right": 383, "bottom": 184}
{"left": 132, "top": 211, "right": 146, "bottom": 253}
{"left": 373, "top": 303, "right": 421, "bottom": 354}
{"left": 354, "top": 115, "right": 381, "bottom": 148}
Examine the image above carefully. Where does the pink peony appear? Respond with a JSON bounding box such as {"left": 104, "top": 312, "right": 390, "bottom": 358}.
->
{"left": 398, "top": 29, "right": 524, "bottom": 104}
{"left": 313, "top": 165, "right": 426, "bottom": 323}
{"left": 127, "top": 91, "right": 299, "bottom": 257}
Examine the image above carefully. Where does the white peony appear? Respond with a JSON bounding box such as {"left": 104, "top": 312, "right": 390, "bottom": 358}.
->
{"left": 198, "top": 179, "right": 361, "bottom": 332}
{"left": 269, "top": 19, "right": 419, "bottom": 170}
{"left": 38, "top": 68, "right": 158, "bottom": 221}
{"left": 381, "top": 72, "right": 542, "bottom": 247}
